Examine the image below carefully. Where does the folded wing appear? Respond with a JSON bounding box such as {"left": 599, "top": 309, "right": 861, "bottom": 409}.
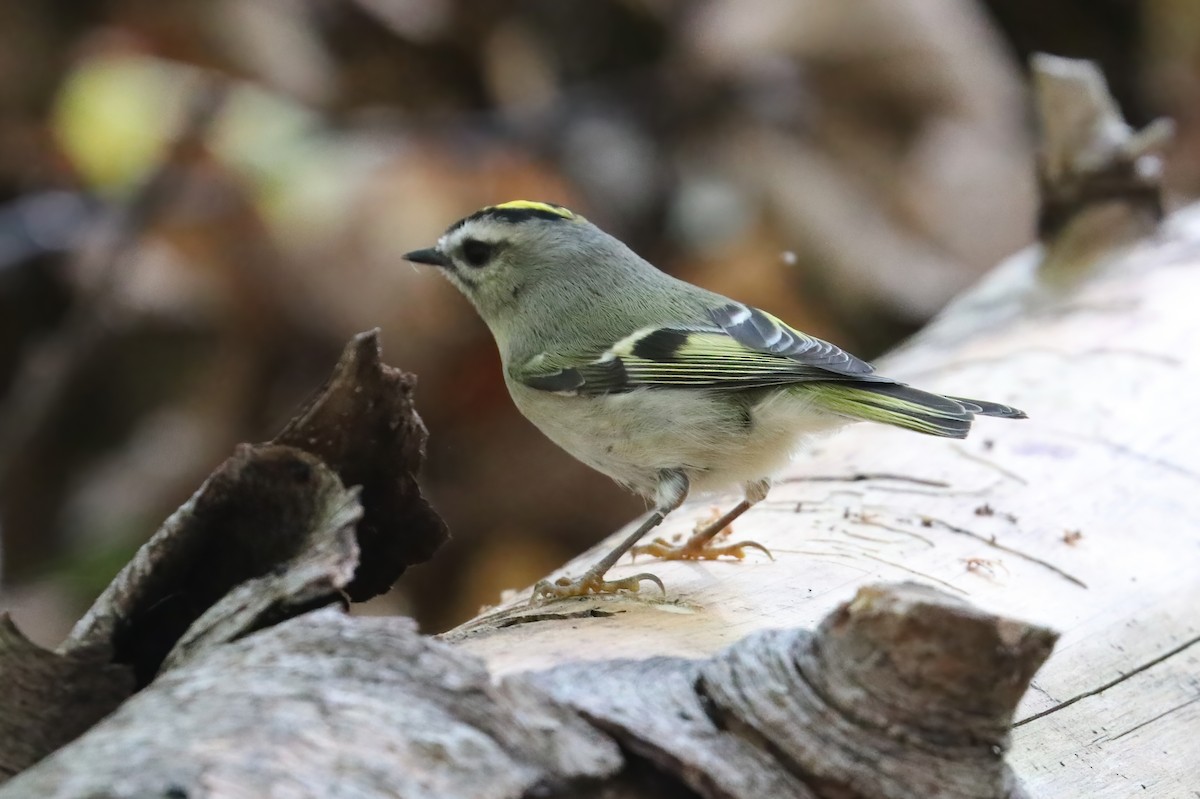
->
{"left": 516, "top": 302, "right": 883, "bottom": 395}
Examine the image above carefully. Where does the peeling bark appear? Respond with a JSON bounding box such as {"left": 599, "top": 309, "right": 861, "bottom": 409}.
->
{"left": 63, "top": 446, "right": 361, "bottom": 683}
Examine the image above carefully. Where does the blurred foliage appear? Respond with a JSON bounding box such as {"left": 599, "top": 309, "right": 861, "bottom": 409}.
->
{"left": 0, "top": 0, "right": 1194, "bottom": 641}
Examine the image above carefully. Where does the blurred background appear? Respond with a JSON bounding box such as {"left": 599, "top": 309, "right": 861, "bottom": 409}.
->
{"left": 0, "top": 0, "right": 1194, "bottom": 643}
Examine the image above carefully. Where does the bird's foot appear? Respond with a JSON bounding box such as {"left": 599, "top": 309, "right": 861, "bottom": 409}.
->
{"left": 630, "top": 535, "right": 772, "bottom": 561}
{"left": 530, "top": 569, "right": 665, "bottom": 604}
{"left": 631, "top": 511, "right": 773, "bottom": 562}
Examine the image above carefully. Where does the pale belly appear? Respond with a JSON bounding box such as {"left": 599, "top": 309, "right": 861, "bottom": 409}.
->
{"left": 507, "top": 382, "right": 848, "bottom": 498}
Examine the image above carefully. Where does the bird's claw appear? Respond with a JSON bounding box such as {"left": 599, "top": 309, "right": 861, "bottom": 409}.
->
{"left": 530, "top": 570, "right": 665, "bottom": 604}
{"left": 630, "top": 536, "right": 774, "bottom": 562}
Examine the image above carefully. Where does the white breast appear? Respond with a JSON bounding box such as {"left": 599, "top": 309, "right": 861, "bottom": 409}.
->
{"left": 507, "top": 381, "right": 849, "bottom": 499}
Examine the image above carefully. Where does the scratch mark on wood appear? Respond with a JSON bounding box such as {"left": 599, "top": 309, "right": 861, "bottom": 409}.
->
{"left": 1015, "top": 633, "right": 1200, "bottom": 727}
{"left": 780, "top": 472, "right": 950, "bottom": 488}
{"left": 852, "top": 517, "right": 936, "bottom": 548}
{"left": 836, "top": 530, "right": 901, "bottom": 545}
{"left": 760, "top": 549, "right": 876, "bottom": 575}
{"left": 1106, "top": 695, "right": 1200, "bottom": 742}
{"left": 924, "top": 518, "right": 1088, "bottom": 588}
{"left": 494, "top": 608, "right": 619, "bottom": 628}
{"left": 868, "top": 481, "right": 1002, "bottom": 497}
{"left": 1028, "top": 680, "right": 1058, "bottom": 704}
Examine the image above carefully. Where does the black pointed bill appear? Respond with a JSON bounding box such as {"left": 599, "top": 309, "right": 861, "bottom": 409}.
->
{"left": 404, "top": 247, "right": 450, "bottom": 267}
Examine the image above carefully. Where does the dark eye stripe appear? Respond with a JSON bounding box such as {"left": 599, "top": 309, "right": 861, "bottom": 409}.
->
{"left": 460, "top": 239, "right": 494, "bottom": 267}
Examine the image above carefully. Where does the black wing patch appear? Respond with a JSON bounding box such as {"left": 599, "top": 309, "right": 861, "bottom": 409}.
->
{"left": 630, "top": 328, "right": 689, "bottom": 361}
{"left": 520, "top": 368, "right": 584, "bottom": 393}
{"left": 520, "top": 358, "right": 630, "bottom": 394}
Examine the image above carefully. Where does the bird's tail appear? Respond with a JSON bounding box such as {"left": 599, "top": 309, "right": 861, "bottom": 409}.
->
{"left": 805, "top": 382, "right": 1026, "bottom": 439}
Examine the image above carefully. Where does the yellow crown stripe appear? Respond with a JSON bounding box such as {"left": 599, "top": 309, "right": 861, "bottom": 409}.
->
{"left": 490, "top": 200, "right": 577, "bottom": 219}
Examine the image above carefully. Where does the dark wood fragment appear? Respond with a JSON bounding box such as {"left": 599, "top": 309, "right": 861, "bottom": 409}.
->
{"left": 274, "top": 329, "right": 449, "bottom": 600}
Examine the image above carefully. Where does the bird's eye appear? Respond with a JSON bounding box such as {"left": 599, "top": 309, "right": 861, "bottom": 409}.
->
{"left": 460, "top": 239, "right": 494, "bottom": 268}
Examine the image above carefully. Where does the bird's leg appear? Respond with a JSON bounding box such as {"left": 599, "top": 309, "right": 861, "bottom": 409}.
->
{"left": 532, "top": 471, "right": 689, "bottom": 602}
{"left": 632, "top": 478, "right": 773, "bottom": 562}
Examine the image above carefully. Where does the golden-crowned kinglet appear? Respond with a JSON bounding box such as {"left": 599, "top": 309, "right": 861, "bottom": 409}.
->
{"left": 405, "top": 201, "right": 1024, "bottom": 602}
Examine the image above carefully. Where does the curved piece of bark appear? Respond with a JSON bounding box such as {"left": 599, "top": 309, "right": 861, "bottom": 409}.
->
{"left": 0, "top": 332, "right": 447, "bottom": 784}
{"left": 159, "top": 453, "right": 362, "bottom": 672}
{"left": 273, "top": 328, "right": 449, "bottom": 600}
{"left": 61, "top": 446, "right": 360, "bottom": 683}
{"left": 58, "top": 329, "right": 443, "bottom": 677}
{"left": 0, "top": 609, "right": 623, "bottom": 799}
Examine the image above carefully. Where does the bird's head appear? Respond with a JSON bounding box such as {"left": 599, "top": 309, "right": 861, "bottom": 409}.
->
{"left": 404, "top": 200, "right": 626, "bottom": 326}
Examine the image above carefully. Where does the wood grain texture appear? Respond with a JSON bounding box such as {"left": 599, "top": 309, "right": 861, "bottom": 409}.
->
{"left": 535, "top": 651, "right": 821, "bottom": 799}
